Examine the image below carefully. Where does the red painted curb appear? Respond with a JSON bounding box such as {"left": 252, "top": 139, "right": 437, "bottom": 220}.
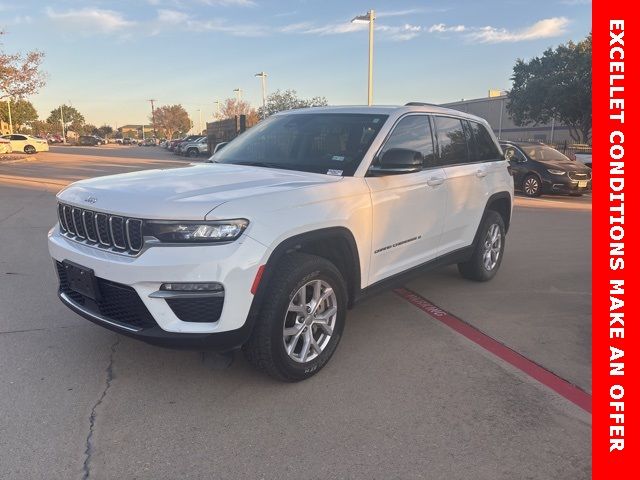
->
{"left": 394, "top": 287, "right": 592, "bottom": 413}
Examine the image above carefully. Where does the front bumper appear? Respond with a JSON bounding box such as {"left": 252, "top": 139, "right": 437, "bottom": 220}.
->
{"left": 48, "top": 225, "right": 269, "bottom": 349}
{"left": 542, "top": 177, "right": 591, "bottom": 195}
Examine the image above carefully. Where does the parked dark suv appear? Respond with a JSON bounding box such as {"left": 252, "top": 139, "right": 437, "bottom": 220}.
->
{"left": 500, "top": 141, "right": 592, "bottom": 197}
{"left": 78, "top": 135, "right": 102, "bottom": 146}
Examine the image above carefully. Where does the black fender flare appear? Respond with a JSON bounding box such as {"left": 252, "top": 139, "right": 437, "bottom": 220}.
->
{"left": 243, "top": 227, "right": 361, "bottom": 338}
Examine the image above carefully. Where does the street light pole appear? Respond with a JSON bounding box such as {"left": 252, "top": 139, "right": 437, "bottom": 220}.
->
{"left": 254, "top": 72, "right": 268, "bottom": 117}
{"left": 233, "top": 88, "right": 243, "bottom": 116}
{"left": 6, "top": 99, "right": 13, "bottom": 135}
{"left": 60, "top": 105, "right": 66, "bottom": 144}
{"left": 214, "top": 100, "right": 221, "bottom": 119}
{"left": 351, "top": 10, "right": 376, "bottom": 106}
{"left": 147, "top": 99, "right": 157, "bottom": 138}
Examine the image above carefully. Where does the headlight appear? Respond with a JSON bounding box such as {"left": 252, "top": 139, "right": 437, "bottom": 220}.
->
{"left": 145, "top": 219, "right": 248, "bottom": 243}
{"left": 547, "top": 169, "right": 566, "bottom": 175}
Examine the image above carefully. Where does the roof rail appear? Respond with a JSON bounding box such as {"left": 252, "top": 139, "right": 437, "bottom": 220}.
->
{"left": 405, "top": 102, "right": 439, "bottom": 107}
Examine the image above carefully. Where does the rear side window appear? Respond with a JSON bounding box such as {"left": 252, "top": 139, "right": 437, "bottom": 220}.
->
{"left": 434, "top": 116, "right": 468, "bottom": 166}
{"left": 468, "top": 121, "right": 501, "bottom": 161}
{"left": 380, "top": 115, "right": 436, "bottom": 168}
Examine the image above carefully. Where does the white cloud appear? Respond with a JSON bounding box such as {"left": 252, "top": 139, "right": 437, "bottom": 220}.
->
{"left": 303, "top": 22, "right": 368, "bottom": 35}
{"left": 46, "top": 8, "right": 135, "bottom": 33}
{"left": 377, "top": 9, "right": 424, "bottom": 18}
{"left": 468, "top": 17, "right": 570, "bottom": 43}
{"left": 561, "top": 0, "right": 591, "bottom": 5}
{"left": 428, "top": 23, "right": 466, "bottom": 33}
{"left": 378, "top": 24, "right": 423, "bottom": 41}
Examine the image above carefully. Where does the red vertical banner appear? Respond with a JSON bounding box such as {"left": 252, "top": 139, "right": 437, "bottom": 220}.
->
{"left": 593, "top": 1, "right": 637, "bottom": 477}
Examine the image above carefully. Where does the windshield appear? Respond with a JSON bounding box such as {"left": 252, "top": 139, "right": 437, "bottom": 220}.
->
{"left": 212, "top": 113, "right": 388, "bottom": 176}
{"left": 521, "top": 145, "right": 571, "bottom": 162}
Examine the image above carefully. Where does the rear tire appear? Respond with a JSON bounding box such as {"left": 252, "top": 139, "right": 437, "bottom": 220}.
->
{"left": 458, "top": 210, "right": 506, "bottom": 282}
{"left": 243, "top": 253, "right": 347, "bottom": 382}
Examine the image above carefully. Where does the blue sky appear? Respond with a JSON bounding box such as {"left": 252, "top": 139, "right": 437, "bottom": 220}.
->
{"left": 1, "top": 0, "right": 591, "bottom": 127}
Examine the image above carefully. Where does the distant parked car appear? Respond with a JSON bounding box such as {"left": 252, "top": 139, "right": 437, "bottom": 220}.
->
{"left": 47, "top": 134, "right": 64, "bottom": 144}
{"left": 500, "top": 141, "right": 592, "bottom": 197}
{"left": 142, "top": 138, "right": 157, "bottom": 146}
{"left": 122, "top": 138, "right": 132, "bottom": 145}
{"left": 78, "top": 135, "right": 102, "bottom": 146}
{"left": 181, "top": 137, "right": 209, "bottom": 157}
{"left": 94, "top": 136, "right": 107, "bottom": 145}
{"left": 175, "top": 135, "right": 204, "bottom": 155}
{"left": 0, "top": 134, "right": 49, "bottom": 154}
{"left": 0, "top": 138, "right": 12, "bottom": 154}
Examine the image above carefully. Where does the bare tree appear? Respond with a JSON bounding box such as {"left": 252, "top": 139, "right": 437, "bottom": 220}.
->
{"left": 0, "top": 31, "right": 46, "bottom": 100}
{"left": 216, "top": 98, "right": 259, "bottom": 123}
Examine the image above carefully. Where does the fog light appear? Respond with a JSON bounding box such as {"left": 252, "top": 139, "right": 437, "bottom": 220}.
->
{"left": 160, "top": 282, "right": 223, "bottom": 292}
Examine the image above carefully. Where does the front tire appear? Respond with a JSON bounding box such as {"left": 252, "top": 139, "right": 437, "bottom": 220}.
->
{"left": 24, "top": 145, "right": 36, "bottom": 154}
{"left": 458, "top": 210, "right": 506, "bottom": 282}
{"left": 243, "top": 253, "right": 347, "bottom": 382}
{"left": 522, "top": 174, "right": 541, "bottom": 197}
{"left": 188, "top": 148, "right": 199, "bottom": 158}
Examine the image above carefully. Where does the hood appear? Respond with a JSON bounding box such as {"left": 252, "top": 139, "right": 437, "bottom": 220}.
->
{"left": 57, "top": 163, "right": 341, "bottom": 220}
{"left": 536, "top": 159, "right": 591, "bottom": 172}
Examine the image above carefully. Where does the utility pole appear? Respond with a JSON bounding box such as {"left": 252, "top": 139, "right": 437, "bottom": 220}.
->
{"left": 147, "top": 99, "right": 157, "bottom": 138}
{"left": 254, "top": 72, "right": 268, "bottom": 118}
{"left": 6, "top": 99, "right": 13, "bottom": 134}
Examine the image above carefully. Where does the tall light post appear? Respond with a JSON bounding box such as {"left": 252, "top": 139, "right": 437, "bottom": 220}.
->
{"left": 6, "top": 99, "right": 13, "bottom": 134}
{"left": 60, "top": 105, "right": 66, "bottom": 144}
{"left": 254, "top": 72, "right": 268, "bottom": 117}
{"left": 351, "top": 10, "right": 375, "bottom": 106}
{"left": 213, "top": 100, "right": 221, "bottom": 119}
{"left": 233, "top": 88, "right": 243, "bottom": 116}
{"left": 197, "top": 109, "right": 203, "bottom": 134}
{"left": 147, "top": 99, "right": 157, "bottom": 138}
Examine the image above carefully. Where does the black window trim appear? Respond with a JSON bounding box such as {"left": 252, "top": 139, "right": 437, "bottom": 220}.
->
{"left": 367, "top": 112, "right": 441, "bottom": 175}
{"left": 467, "top": 119, "right": 503, "bottom": 164}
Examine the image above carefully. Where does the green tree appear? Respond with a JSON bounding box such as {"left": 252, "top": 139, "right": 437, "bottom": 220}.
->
{"left": 97, "top": 125, "right": 114, "bottom": 138}
{"left": 0, "top": 98, "right": 38, "bottom": 131}
{"left": 1, "top": 31, "right": 46, "bottom": 100}
{"left": 153, "top": 104, "right": 191, "bottom": 140}
{"left": 507, "top": 33, "right": 592, "bottom": 143}
{"left": 258, "top": 89, "right": 328, "bottom": 118}
{"left": 30, "top": 120, "right": 57, "bottom": 137}
{"left": 47, "top": 105, "right": 85, "bottom": 132}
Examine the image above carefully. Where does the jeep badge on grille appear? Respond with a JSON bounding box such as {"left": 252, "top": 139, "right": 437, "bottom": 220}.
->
{"left": 84, "top": 196, "right": 97, "bottom": 204}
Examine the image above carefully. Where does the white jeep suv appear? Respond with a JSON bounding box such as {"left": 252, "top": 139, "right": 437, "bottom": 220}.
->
{"left": 49, "top": 104, "right": 513, "bottom": 381}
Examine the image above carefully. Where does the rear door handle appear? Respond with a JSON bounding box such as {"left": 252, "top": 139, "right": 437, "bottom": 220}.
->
{"left": 475, "top": 169, "right": 487, "bottom": 178}
{"left": 427, "top": 176, "right": 445, "bottom": 187}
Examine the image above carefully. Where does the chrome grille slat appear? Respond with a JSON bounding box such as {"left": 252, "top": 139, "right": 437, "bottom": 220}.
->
{"left": 58, "top": 203, "right": 143, "bottom": 256}
{"left": 58, "top": 204, "right": 67, "bottom": 232}
{"left": 63, "top": 205, "right": 76, "bottom": 235}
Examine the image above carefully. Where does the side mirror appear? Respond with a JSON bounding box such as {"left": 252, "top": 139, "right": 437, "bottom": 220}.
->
{"left": 213, "top": 142, "right": 228, "bottom": 154}
{"left": 369, "top": 148, "right": 423, "bottom": 175}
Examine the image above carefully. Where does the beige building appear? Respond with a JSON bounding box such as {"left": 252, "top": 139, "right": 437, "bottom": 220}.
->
{"left": 441, "top": 94, "right": 573, "bottom": 144}
{"left": 1, "top": 120, "right": 10, "bottom": 135}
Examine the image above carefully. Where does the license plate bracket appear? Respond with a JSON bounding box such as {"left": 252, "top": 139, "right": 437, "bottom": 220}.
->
{"left": 63, "top": 261, "right": 100, "bottom": 300}
{"left": 578, "top": 180, "right": 588, "bottom": 188}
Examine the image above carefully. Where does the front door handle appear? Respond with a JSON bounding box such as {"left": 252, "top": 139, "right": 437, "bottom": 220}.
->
{"left": 476, "top": 169, "right": 488, "bottom": 178}
{"left": 427, "top": 176, "right": 445, "bottom": 187}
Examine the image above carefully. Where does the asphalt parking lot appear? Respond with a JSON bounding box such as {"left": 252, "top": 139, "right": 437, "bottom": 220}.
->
{"left": 0, "top": 146, "right": 591, "bottom": 479}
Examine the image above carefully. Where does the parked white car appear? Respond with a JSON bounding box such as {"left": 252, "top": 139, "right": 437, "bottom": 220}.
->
{"left": 49, "top": 104, "right": 514, "bottom": 381}
{"left": 0, "top": 137, "right": 12, "bottom": 154}
{"left": 0, "top": 134, "right": 50, "bottom": 154}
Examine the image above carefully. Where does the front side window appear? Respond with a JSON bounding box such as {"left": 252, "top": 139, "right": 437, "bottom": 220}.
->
{"left": 469, "top": 121, "right": 501, "bottom": 161}
{"left": 379, "top": 115, "right": 436, "bottom": 168}
{"left": 214, "top": 113, "right": 388, "bottom": 176}
{"left": 521, "top": 144, "right": 571, "bottom": 162}
{"left": 434, "top": 116, "right": 468, "bottom": 166}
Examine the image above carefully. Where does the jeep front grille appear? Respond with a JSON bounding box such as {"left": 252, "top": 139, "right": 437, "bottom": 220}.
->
{"left": 58, "top": 203, "right": 144, "bottom": 255}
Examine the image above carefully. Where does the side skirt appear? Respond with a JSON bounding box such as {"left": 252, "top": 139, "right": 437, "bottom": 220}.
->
{"left": 353, "top": 246, "right": 473, "bottom": 305}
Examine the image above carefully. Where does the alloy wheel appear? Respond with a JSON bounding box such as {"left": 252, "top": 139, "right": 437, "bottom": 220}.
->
{"left": 524, "top": 177, "right": 539, "bottom": 196}
{"left": 482, "top": 223, "right": 502, "bottom": 271}
{"left": 283, "top": 279, "right": 337, "bottom": 363}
